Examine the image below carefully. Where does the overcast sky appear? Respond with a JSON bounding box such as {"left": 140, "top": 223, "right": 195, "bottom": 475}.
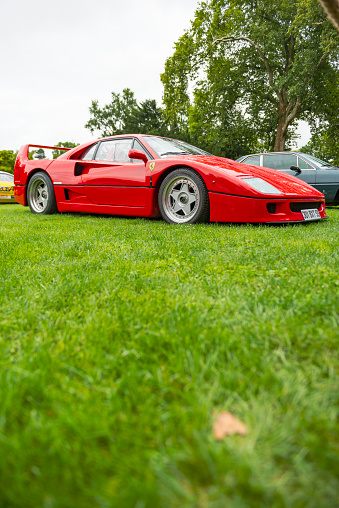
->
{"left": 1, "top": 0, "right": 310, "bottom": 151}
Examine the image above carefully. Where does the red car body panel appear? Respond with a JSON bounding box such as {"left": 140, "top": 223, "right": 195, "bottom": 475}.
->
{"left": 14, "top": 135, "right": 327, "bottom": 223}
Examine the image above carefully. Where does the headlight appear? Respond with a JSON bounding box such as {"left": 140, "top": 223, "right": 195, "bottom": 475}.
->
{"left": 241, "top": 177, "right": 283, "bottom": 194}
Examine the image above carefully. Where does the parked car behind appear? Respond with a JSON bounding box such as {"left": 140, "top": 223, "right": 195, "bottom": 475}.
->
{"left": 237, "top": 152, "right": 339, "bottom": 204}
{"left": 0, "top": 171, "right": 15, "bottom": 203}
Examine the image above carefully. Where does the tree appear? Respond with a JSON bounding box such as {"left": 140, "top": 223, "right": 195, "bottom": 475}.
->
{"left": 85, "top": 88, "right": 169, "bottom": 138}
{"left": 299, "top": 57, "right": 339, "bottom": 163}
{"left": 128, "top": 99, "right": 169, "bottom": 136}
{"left": 188, "top": 83, "right": 260, "bottom": 158}
{"left": 161, "top": 0, "right": 339, "bottom": 153}
{"left": 34, "top": 148, "right": 46, "bottom": 159}
{"left": 299, "top": 76, "right": 339, "bottom": 165}
{"left": 300, "top": 129, "right": 339, "bottom": 164}
{"left": 85, "top": 88, "right": 138, "bottom": 136}
{"left": 0, "top": 150, "right": 18, "bottom": 174}
{"left": 52, "top": 141, "right": 79, "bottom": 159}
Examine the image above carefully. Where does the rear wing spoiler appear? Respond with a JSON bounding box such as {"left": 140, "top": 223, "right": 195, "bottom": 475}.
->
{"left": 14, "top": 144, "right": 72, "bottom": 185}
{"left": 29, "top": 144, "right": 71, "bottom": 151}
{"left": 16, "top": 143, "right": 71, "bottom": 163}
{"left": 26, "top": 144, "right": 71, "bottom": 157}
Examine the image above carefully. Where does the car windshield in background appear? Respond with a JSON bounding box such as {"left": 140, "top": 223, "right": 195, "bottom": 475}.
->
{"left": 303, "top": 154, "right": 333, "bottom": 167}
{"left": 143, "top": 136, "right": 210, "bottom": 158}
{"left": 0, "top": 173, "right": 14, "bottom": 182}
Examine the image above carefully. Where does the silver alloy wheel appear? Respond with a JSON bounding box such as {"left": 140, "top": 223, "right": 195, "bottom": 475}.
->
{"left": 28, "top": 178, "right": 49, "bottom": 213}
{"left": 162, "top": 176, "right": 200, "bottom": 223}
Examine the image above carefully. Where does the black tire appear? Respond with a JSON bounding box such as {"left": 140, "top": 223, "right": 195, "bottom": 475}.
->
{"left": 158, "top": 168, "right": 210, "bottom": 224}
{"left": 27, "top": 172, "right": 58, "bottom": 214}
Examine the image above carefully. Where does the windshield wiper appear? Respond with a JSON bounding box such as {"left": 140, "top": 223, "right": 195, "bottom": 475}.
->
{"left": 160, "top": 151, "right": 192, "bottom": 156}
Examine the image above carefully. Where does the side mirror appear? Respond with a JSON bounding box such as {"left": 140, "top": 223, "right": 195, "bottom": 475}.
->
{"left": 290, "top": 165, "right": 301, "bottom": 173}
{"left": 128, "top": 149, "right": 148, "bottom": 165}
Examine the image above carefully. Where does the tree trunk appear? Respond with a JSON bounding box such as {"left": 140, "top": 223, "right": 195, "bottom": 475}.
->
{"left": 274, "top": 101, "right": 288, "bottom": 151}
{"left": 318, "top": 0, "right": 339, "bottom": 31}
{"left": 274, "top": 96, "right": 301, "bottom": 151}
{"left": 274, "top": 122, "right": 286, "bottom": 152}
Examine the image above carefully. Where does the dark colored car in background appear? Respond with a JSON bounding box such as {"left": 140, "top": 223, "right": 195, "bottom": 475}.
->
{"left": 237, "top": 152, "right": 339, "bottom": 204}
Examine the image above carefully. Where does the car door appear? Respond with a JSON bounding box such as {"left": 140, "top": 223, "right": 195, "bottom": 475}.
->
{"left": 262, "top": 154, "right": 316, "bottom": 185}
{"left": 313, "top": 164, "right": 339, "bottom": 203}
{"left": 80, "top": 138, "right": 148, "bottom": 207}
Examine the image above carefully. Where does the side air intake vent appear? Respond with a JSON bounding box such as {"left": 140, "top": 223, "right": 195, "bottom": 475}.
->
{"left": 267, "top": 203, "right": 276, "bottom": 214}
{"left": 75, "top": 163, "right": 84, "bottom": 176}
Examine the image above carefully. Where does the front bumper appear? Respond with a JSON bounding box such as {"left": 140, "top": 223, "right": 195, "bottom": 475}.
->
{"left": 0, "top": 195, "right": 16, "bottom": 203}
{"left": 267, "top": 216, "right": 328, "bottom": 225}
{"left": 209, "top": 192, "right": 327, "bottom": 223}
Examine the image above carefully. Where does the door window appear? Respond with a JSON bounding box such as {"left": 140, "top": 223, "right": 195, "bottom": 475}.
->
{"left": 263, "top": 154, "right": 298, "bottom": 170}
{"left": 297, "top": 157, "right": 312, "bottom": 170}
{"left": 81, "top": 144, "right": 97, "bottom": 160}
{"left": 243, "top": 155, "right": 260, "bottom": 166}
{"left": 131, "top": 139, "right": 150, "bottom": 163}
{"left": 95, "top": 139, "right": 133, "bottom": 162}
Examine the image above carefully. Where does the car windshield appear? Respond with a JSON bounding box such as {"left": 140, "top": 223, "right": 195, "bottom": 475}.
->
{"left": 0, "top": 173, "right": 14, "bottom": 182}
{"left": 142, "top": 136, "right": 210, "bottom": 158}
{"left": 302, "top": 153, "right": 333, "bottom": 167}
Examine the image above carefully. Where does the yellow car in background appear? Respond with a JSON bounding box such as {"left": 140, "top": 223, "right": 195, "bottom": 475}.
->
{"left": 0, "top": 171, "right": 15, "bottom": 203}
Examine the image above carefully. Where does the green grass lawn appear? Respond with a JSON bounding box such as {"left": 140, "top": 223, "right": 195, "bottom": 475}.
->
{"left": 0, "top": 204, "right": 338, "bottom": 507}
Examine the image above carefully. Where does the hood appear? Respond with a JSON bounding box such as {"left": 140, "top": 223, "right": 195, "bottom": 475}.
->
{"left": 179, "top": 154, "right": 324, "bottom": 197}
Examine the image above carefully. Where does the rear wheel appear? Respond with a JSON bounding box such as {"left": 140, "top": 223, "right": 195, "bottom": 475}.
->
{"left": 158, "top": 168, "right": 209, "bottom": 224}
{"left": 27, "top": 172, "right": 58, "bottom": 214}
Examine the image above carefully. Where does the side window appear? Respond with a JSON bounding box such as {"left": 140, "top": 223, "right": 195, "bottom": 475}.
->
{"left": 95, "top": 139, "right": 133, "bottom": 163}
{"left": 95, "top": 140, "right": 116, "bottom": 162}
{"left": 297, "top": 157, "right": 312, "bottom": 170}
{"left": 243, "top": 156, "right": 260, "bottom": 166}
{"left": 263, "top": 154, "right": 297, "bottom": 170}
{"left": 114, "top": 139, "right": 133, "bottom": 162}
{"left": 131, "top": 139, "right": 149, "bottom": 163}
{"left": 81, "top": 144, "right": 97, "bottom": 160}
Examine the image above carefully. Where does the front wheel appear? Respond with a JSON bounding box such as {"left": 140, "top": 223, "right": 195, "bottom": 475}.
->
{"left": 27, "top": 172, "right": 58, "bottom": 214}
{"left": 158, "top": 168, "right": 209, "bottom": 224}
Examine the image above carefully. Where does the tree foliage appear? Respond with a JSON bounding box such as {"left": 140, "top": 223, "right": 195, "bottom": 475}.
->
{"left": 301, "top": 129, "right": 339, "bottom": 165}
{"left": 52, "top": 141, "right": 79, "bottom": 159}
{"left": 85, "top": 89, "right": 169, "bottom": 138}
{"left": 161, "top": 0, "right": 339, "bottom": 154}
{"left": 300, "top": 63, "right": 339, "bottom": 163}
{"left": 0, "top": 150, "right": 17, "bottom": 174}
{"left": 34, "top": 148, "right": 46, "bottom": 160}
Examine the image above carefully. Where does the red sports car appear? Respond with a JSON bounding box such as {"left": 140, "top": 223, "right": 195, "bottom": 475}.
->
{"left": 14, "top": 135, "right": 327, "bottom": 224}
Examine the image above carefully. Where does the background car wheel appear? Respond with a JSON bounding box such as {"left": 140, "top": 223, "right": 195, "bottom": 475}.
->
{"left": 158, "top": 168, "right": 209, "bottom": 224}
{"left": 27, "top": 172, "right": 58, "bottom": 214}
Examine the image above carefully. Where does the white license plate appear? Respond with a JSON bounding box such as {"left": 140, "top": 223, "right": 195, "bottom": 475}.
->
{"left": 301, "top": 209, "right": 321, "bottom": 220}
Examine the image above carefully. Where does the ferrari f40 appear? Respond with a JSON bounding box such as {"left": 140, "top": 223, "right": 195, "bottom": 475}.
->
{"left": 14, "top": 136, "right": 327, "bottom": 224}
